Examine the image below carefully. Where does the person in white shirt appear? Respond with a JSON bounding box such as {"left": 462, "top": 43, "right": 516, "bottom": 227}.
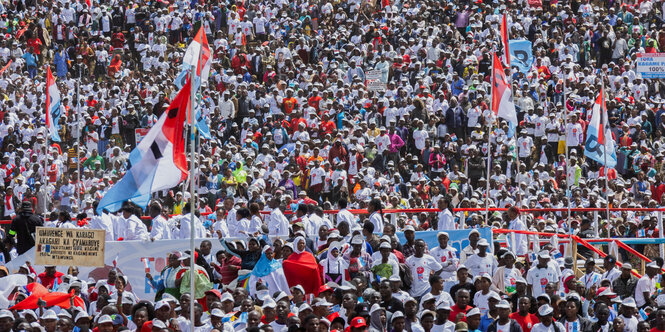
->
{"left": 212, "top": 206, "right": 230, "bottom": 239}
{"left": 430, "top": 232, "right": 459, "bottom": 280}
{"left": 437, "top": 197, "right": 456, "bottom": 230}
{"left": 88, "top": 210, "right": 115, "bottom": 241}
{"left": 506, "top": 206, "right": 528, "bottom": 256}
{"left": 635, "top": 261, "right": 659, "bottom": 308}
{"left": 526, "top": 251, "right": 560, "bottom": 298}
{"left": 178, "top": 204, "right": 206, "bottom": 239}
{"left": 531, "top": 304, "right": 564, "bottom": 332}
{"left": 581, "top": 258, "right": 602, "bottom": 289}
{"left": 116, "top": 205, "right": 150, "bottom": 241}
{"left": 336, "top": 199, "right": 355, "bottom": 228}
{"left": 267, "top": 197, "right": 289, "bottom": 236}
{"left": 405, "top": 239, "right": 443, "bottom": 297}
{"left": 367, "top": 198, "right": 385, "bottom": 234}
{"left": 566, "top": 114, "right": 583, "bottom": 156}
{"left": 465, "top": 239, "right": 497, "bottom": 278}
{"left": 601, "top": 255, "right": 621, "bottom": 284}
{"left": 517, "top": 129, "right": 534, "bottom": 162}
{"left": 149, "top": 202, "right": 171, "bottom": 241}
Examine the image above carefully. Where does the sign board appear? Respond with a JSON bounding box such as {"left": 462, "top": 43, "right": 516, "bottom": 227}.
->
{"left": 365, "top": 69, "right": 385, "bottom": 92}
{"left": 35, "top": 227, "right": 105, "bottom": 267}
{"left": 135, "top": 128, "right": 150, "bottom": 144}
{"left": 636, "top": 53, "right": 665, "bottom": 79}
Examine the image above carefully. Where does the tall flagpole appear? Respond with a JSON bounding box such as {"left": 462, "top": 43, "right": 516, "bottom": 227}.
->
{"left": 601, "top": 79, "right": 610, "bottom": 226}
{"left": 76, "top": 68, "right": 82, "bottom": 210}
{"left": 485, "top": 52, "right": 495, "bottom": 222}
{"left": 189, "top": 24, "right": 204, "bottom": 332}
{"left": 44, "top": 66, "right": 49, "bottom": 209}
{"left": 563, "top": 73, "right": 572, "bottom": 249}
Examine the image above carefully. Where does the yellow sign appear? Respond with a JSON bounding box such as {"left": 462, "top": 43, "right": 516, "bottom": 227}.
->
{"left": 35, "top": 227, "right": 105, "bottom": 267}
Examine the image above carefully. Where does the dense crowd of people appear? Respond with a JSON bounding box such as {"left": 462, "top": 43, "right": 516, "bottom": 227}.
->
{"left": 0, "top": 0, "right": 664, "bottom": 329}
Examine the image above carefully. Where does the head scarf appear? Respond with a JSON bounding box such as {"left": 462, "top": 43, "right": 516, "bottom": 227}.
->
{"left": 369, "top": 303, "right": 386, "bottom": 332}
{"left": 293, "top": 236, "right": 306, "bottom": 254}
{"left": 251, "top": 246, "right": 282, "bottom": 278}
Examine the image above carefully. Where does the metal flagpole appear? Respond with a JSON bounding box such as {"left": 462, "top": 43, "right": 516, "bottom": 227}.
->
{"left": 189, "top": 24, "right": 204, "bottom": 332}
{"left": 601, "top": 80, "right": 610, "bottom": 226}
{"left": 485, "top": 52, "right": 495, "bottom": 221}
{"left": 76, "top": 69, "right": 81, "bottom": 209}
{"left": 189, "top": 66, "right": 196, "bottom": 331}
{"left": 563, "top": 74, "right": 572, "bottom": 251}
{"left": 44, "top": 68, "right": 49, "bottom": 207}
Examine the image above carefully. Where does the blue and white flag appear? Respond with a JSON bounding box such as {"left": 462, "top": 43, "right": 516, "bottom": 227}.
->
{"left": 97, "top": 79, "right": 191, "bottom": 213}
{"left": 508, "top": 40, "right": 534, "bottom": 73}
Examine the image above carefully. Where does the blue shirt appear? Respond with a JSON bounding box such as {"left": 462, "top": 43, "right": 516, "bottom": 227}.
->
{"left": 22, "top": 52, "right": 37, "bottom": 68}
{"left": 479, "top": 313, "right": 496, "bottom": 332}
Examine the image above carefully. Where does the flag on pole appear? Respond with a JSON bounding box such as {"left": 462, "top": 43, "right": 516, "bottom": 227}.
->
{"left": 45, "top": 66, "right": 62, "bottom": 142}
{"left": 195, "top": 106, "right": 212, "bottom": 140}
{"left": 584, "top": 87, "right": 617, "bottom": 167}
{"left": 491, "top": 54, "right": 517, "bottom": 125}
{"left": 508, "top": 40, "right": 534, "bottom": 73}
{"left": 183, "top": 27, "right": 211, "bottom": 83}
{"left": 501, "top": 14, "right": 510, "bottom": 66}
{"left": 97, "top": 78, "right": 191, "bottom": 213}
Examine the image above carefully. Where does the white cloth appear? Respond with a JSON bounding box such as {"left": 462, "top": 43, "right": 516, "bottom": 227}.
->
{"left": 150, "top": 215, "right": 171, "bottom": 240}
{"left": 178, "top": 215, "right": 206, "bottom": 239}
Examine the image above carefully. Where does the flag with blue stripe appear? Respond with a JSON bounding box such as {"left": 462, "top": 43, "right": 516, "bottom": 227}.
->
{"left": 97, "top": 79, "right": 191, "bottom": 213}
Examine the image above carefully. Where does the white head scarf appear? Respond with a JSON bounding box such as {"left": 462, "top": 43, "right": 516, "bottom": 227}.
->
{"left": 293, "top": 236, "right": 306, "bottom": 254}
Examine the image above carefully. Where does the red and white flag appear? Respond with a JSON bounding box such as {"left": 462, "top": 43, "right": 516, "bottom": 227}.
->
{"left": 183, "top": 27, "right": 211, "bottom": 83}
{"left": 501, "top": 14, "right": 510, "bottom": 66}
{"left": 491, "top": 53, "right": 517, "bottom": 124}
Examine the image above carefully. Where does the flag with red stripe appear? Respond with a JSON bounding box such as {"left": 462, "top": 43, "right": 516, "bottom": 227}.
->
{"left": 491, "top": 54, "right": 517, "bottom": 124}
{"left": 584, "top": 87, "right": 617, "bottom": 167}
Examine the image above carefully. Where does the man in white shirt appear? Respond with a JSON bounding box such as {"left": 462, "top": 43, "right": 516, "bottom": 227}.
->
{"left": 465, "top": 239, "right": 497, "bottom": 278}
{"left": 580, "top": 258, "right": 602, "bottom": 289}
{"left": 336, "top": 199, "right": 355, "bottom": 228}
{"left": 267, "top": 198, "right": 289, "bottom": 236}
{"left": 517, "top": 129, "right": 534, "bottom": 164}
{"left": 88, "top": 211, "right": 115, "bottom": 241}
{"left": 116, "top": 205, "right": 150, "bottom": 241}
{"left": 149, "top": 202, "right": 171, "bottom": 241}
{"left": 618, "top": 298, "right": 638, "bottom": 332}
{"left": 526, "top": 251, "right": 560, "bottom": 298}
{"left": 635, "top": 261, "right": 659, "bottom": 308}
{"left": 601, "top": 255, "right": 621, "bottom": 284}
{"left": 531, "top": 305, "right": 564, "bottom": 332}
{"left": 178, "top": 204, "right": 206, "bottom": 239}
{"left": 507, "top": 206, "right": 527, "bottom": 256}
{"left": 566, "top": 114, "right": 583, "bottom": 156}
{"left": 405, "top": 239, "right": 443, "bottom": 297}
{"left": 429, "top": 232, "right": 459, "bottom": 280}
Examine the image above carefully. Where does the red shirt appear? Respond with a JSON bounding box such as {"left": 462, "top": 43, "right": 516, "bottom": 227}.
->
{"left": 308, "top": 96, "right": 322, "bottom": 110}
{"left": 213, "top": 255, "right": 242, "bottom": 285}
{"left": 448, "top": 304, "right": 470, "bottom": 323}
{"left": 37, "top": 271, "right": 64, "bottom": 289}
{"left": 320, "top": 121, "right": 336, "bottom": 135}
{"left": 510, "top": 312, "right": 540, "bottom": 332}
